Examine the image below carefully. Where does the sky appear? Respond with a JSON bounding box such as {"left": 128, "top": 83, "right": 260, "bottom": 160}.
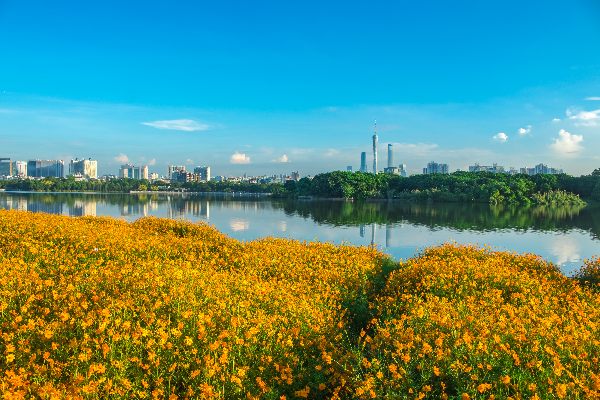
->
{"left": 1, "top": 0, "right": 600, "bottom": 177}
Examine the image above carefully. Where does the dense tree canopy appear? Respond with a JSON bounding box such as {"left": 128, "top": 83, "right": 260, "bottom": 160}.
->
{"left": 1, "top": 169, "right": 599, "bottom": 205}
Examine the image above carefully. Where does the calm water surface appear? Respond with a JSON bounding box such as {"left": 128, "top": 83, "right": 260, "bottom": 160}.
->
{"left": 1, "top": 191, "right": 599, "bottom": 275}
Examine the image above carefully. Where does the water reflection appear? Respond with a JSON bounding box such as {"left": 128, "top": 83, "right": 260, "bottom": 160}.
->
{"left": 0, "top": 192, "right": 598, "bottom": 238}
{"left": 1, "top": 191, "right": 598, "bottom": 274}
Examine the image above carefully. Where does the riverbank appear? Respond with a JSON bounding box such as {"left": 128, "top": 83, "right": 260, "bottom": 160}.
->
{"left": 1, "top": 210, "right": 599, "bottom": 399}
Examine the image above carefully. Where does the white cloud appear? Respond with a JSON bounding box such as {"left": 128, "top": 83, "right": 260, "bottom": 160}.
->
{"left": 325, "top": 149, "right": 340, "bottom": 157}
{"left": 141, "top": 119, "right": 209, "bottom": 131}
{"left": 231, "top": 151, "right": 250, "bottom": 164}
{"left": 552, "top": 118, "right": 561, "bottom": 122}
{"left": 186, "top": 159, "right": 194, "bottom": 165}
{"left": 114, "top": 153, "right": 129, "bottom": 163}
{"left": 148, "top": 158, "right": 156, "bottom": 165}
{"left": 271, "top": 155, "right": 289, "bottom": 163}
{"left": 567, "top": 109, "right": 600, "bottom": 126}
{"left": 518, "top": 127, "right": 530, "bottom": 135}
{"left": 551, "top": 129, "right": 583, "bottom": 156}
{"left": 585, "top": 97, "right": 600, "bottom": 100}
{"left": 493, "top": 133, "right": 508, "bottom": 142}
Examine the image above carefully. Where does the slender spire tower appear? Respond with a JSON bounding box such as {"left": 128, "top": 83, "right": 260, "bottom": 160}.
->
{"left": 373, "top": 120, "right": 378, "bottom": 174}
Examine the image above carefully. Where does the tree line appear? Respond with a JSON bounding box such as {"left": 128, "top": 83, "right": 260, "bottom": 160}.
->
{"left": 279, "top": 169, "right": 600, "bottom": 204}
{"left": 2, "top": 169, "right": 599, "bottom": 205}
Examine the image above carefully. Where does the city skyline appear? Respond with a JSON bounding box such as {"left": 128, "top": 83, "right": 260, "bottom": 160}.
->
{"left": 1, "top": 0, "right": 599, "bottom": 176}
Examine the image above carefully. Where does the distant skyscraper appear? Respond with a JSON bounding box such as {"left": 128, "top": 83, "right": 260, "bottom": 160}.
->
{"left": 69, "top": 158, "right": 97, "bottom": 180}
{"left": 0, "top": 158, "right": 12, "bottom": 176}
{"left": 168, "top": 165, "right": 185, "bottom": 180}
{"left": 27, "top": 159, "right": 65, "bottom": 178}
{"left": 360, "top": 152, "right": 367, "bottom": 172}
{"left": 373, "top": 120, "right": 378, "bottom": 174}
{"left": 388, "top": 144, "right": 393, "bottom": 168}
{"left": 119, "top": 164, "right": 148, "bottom": 180}
{"left": 193, "top": 166, "right": 211, "bottom": 181}
{"left": 12, "top": 161, "right": 27, "bottom": 177}
{"left": 423, "top": 161, "right": 449, "bottom": 175}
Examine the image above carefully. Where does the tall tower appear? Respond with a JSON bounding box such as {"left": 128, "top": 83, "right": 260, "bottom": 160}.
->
{"left": 388, "top": 144, "right": 393, "bottom": 168}
{"left": 372, "top": 120, "right": 378, "bottom": 174}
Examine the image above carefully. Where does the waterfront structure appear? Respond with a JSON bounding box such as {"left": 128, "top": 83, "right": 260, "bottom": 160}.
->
{"left": 423, "top": 161, "right": 449, "bottom": 175}
{"left": 0, "top": 158, "right": 12, "bottom": 176}
{"left": 119, "top": 164, "right": 148, "bottom": 180}
{"left": 27, "top": 159, "right": 65, "bottom": 178}
{"left": 388, "top": 144, "right": 393, "bottom": 168}
{"left": 69, "top": 158, "right": 98, "bottom": 180}
{"left": 372, "top": 120, "right": 378, "bottom": 174}
{"left": 149, "top": 173, "right": 159, "bottom": 181}
{"left": 347, "top": 166, "right": 352, "bottom": 172}
{"left": 360, "top": 152, "right": 367, "bottom": 172}
{"left": 193, "top": 166, "right": 211, "bottom": 181}
{"left": 167, "top": 165, "right": 185, "bottom": 180}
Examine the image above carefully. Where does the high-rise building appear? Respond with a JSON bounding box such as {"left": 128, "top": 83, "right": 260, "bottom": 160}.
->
{"left": 423, "top": 161, "right": 449, "bottom": 175}
{"left": 119, "top": 164, "right": 148, "bottom": 180}
{"left": 12, "top": 161, "right": 27, "bottom": 177}
{"left": 69, "top": 158, "right": 98, "bottom": 180}
{"left": 193, "top": 166, "right": 211, "bottom": 181}
{"left": 0, "top": 158, "right": 12, "bottom": 176}
{"left": 291, "top": 171, "right": 300, "bottom": 181}
{"left": 360, "top": 152, "right": 367, "bottom": 172}
{"left": 373, "top": 120, "right": 378, "bottom": 174}
{"left": 347, "top": 166, "right": 353, "bottom": 172}
{"left": 388, "top": 144, "right": 393, "bottom": 168}
{"left": 398, "top": 164, "right": 407, "bottom": 178}
{"left": 168, "top": 165, "right": 185, "bottom": 180}
{"left": 27, "top": 159, "right": 65, "bottom": 178}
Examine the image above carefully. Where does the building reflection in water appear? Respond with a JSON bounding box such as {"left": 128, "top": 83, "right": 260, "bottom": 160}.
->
{"left": 371, "top": 223, "right": 376, "bottom": 246}
{"left": 165, "top": 199, "right": 209, "bottom": 220}
{"left": 120, "top": 203, "right": 148, "bottom": 217}
{"left": 386, "top": 223, "right": 392, "bottom": 247}
{"left": 70, "top": 200, "right": 97, "bottom": 217}
{"left": 0, "top": 195, "right": 64, "bottom": 215}
{"left": 359, "top": 224, "right": 365, "bottom": 237}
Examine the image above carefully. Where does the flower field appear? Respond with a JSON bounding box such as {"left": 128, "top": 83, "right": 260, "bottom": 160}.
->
{"left": 0, "top": 210, "right": 599, "bottom": 399}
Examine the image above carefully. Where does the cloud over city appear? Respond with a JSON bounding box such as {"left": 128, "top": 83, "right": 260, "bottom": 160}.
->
{"left": 231, "top": 152, "right": 251, "bottom": 164}
{"left": 518, "top": 126, "right": 531, "bottom": 135}
{"left": 567, "top": 109, "right": 600, "bottom": 126}
{"left": 551, "top": 129, "right": 583, "bottom": 156}
{"left": 271, "top": 155, "right": 289, "bottom": 163}
{"left": 493, "top": 133, "right": 508, "bottom": 142}
{"left": 148, "top": 158, "right": 156, "bottom": 165}
{"left": 114, "top": 153, "right": 129, "bottom": 163}
{"left": 141, "top": 119, "right": 209, "bottom": 131}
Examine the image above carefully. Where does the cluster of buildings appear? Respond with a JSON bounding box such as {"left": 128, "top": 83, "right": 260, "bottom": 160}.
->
{"left": 467, "top": 163, "right": 563, "bottom": 175}
{"left": 350, "top": 123, "right": 409, "bottom": 177}
{"left": 0, "top": 158, "right": 98, "bottom": 180}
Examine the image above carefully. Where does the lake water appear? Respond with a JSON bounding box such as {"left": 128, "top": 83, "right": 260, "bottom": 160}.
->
{"left": 1, "top": 191, "right": 599, "bottom": 275}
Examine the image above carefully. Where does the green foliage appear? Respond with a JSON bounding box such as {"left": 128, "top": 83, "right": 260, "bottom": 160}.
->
{"left": 274, "top": 170, "right": 599, "bottom": 205}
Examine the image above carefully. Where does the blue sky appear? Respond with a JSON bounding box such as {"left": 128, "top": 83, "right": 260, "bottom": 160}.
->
{"left": 1, "top": 0, "right": 599, "bottom": 177}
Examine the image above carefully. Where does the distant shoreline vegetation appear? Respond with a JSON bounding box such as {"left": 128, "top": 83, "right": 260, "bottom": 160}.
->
{"left": 1, "top": 169, "right": 600, "bottom": 205}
